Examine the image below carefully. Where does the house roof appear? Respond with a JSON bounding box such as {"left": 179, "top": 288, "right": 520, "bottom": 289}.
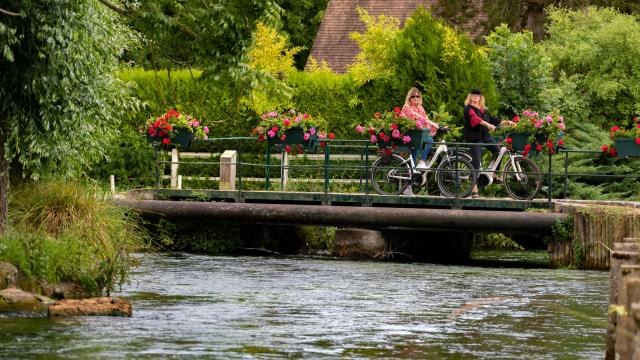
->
{"left": 307, "top": 0, "right": 487, "bottom": 73}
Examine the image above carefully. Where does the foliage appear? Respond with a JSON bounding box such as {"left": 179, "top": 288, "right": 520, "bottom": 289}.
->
{"left": 278, "top": 0, "right": 329, "bottom": 70}
{"left": 145, "top": 109, "right": 209, "bottom": 145}
{"left": 609, "top": 120, "right": 640, "bottom": 140}
{"left": 544, "top": 6, "right": 640, "bottom": 129}
{"left": 473, "top": 233, "right": 524, "bottom": 250}
{"left": 247, "top": 22, "right": 302, "bottom": 114}
{"left": 496, "top": 110, "right": 566, "bottom": 155}
{"left": 347, "top": 7, "right": 401, "bottom": 85}
{"left": 387, "top": 7, "right": 498, "bottom": 122}
{"left": 551, "top": 215, "right": 574, "bottom": 244}
{"left": 0, "top": 0, "right": 139, "bottom": 179}
{"left": 354, "top": 108, "right": 430, "bottom": 148}
{"left": 253, "top": 109, "right": 328, "bottom": 154}
{"left": 0, "top": 179, "right": 147, "bottom": 296}
{"left": 485, "top": 24, "right": 552, "bottom": 118}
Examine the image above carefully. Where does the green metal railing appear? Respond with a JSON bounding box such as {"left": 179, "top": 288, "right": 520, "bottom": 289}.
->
{"left": 149, "top": 137, "right": 639, "bottom": 206}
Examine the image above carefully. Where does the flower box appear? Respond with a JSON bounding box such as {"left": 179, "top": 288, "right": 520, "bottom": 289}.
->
{"left": 267, "top": 127, "right": 318, "bottom": 151}
{"left": 377, "top": 129, "right": 428, "bottom": 152}
{"left": 614, "top": 138, "right": 640, "bottom": 158}
{"left": 147, "top": 126, "right": 195, "bottom": 150}
{"left": 506, "top": 132, "right": 563, "bottom": 157}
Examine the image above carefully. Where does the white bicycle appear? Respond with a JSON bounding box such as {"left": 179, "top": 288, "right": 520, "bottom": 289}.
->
{"left": 370, "top": 128, "right": 475, "bottom": 197}
{"left": 475, "top": 144, "right": 542, "bottom": 200}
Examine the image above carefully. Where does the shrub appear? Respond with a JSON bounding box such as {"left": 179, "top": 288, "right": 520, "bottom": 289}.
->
{"left": 486, "top": 24, "right": 552, "bottom": 118}
{"left": 0, "top": 179, "right": 147, "bottom": 295}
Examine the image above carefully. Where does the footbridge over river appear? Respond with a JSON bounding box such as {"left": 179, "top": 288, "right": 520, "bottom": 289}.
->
{"left": 117, "top": 189, "right": 566, "bottom": 235}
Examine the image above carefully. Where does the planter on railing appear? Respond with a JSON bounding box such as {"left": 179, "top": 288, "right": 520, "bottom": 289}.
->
{"left": 147, "top": 127, "right": 195, "bottom": 150}
{"left": 267, "top": 127, "right": 318, "bottom": 151}
{"left": 614, "top": 138, "right": 640, "bottom": 158}
{"left": 509, "top": 132, "right": 562, "bottom": 157}
{"left": 377, "top": 129, "right": 429, "bottom": 152}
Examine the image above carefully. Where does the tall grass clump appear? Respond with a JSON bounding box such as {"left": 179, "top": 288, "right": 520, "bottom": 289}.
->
{"left": 0, "top": 179, "right": 148, "bottom": 296}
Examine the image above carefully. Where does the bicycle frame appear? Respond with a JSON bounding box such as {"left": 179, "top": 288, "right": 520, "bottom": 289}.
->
{"left": 476, "top": 146, "right": 524, "bottom": 187}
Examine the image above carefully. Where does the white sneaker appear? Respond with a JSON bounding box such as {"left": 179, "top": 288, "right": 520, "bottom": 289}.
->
{"left": 416, "top": 160, "right": 427, "bottom": 170}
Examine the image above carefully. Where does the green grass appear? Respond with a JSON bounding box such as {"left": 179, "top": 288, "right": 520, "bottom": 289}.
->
{"left": 0, "top": 179, "right": 148, "bottom": 296}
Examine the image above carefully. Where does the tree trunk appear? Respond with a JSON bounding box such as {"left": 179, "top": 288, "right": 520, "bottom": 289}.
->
{"left": 0, "top": 118, "right": 9, "bottom": 234}
{"left": 525, "top": 2, "right": 546, "bottom": 41}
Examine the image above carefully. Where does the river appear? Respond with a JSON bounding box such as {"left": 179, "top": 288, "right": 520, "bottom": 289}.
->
{"left": 0, "top": 252, "right": 608, "bottom": 359}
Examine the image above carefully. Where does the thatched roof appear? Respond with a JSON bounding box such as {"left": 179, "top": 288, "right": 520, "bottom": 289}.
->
{"left": 307, "top": 0, "right": 487, "bottom": 73}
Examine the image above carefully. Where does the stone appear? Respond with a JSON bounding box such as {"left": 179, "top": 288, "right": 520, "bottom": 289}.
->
{"left": 0, "top": 262, "right": 18, "bottom": 290}
{"left": 333, "top": 228, "right": 386, "bottom": 258}
{"left": 48, "top": 297, "right": 132, "bottom": 317}
{"left": 0, "top": 287, "right": 50, "bottom": 312}
{"left": 43, "top": 282, "right": 90, "bottom": 300}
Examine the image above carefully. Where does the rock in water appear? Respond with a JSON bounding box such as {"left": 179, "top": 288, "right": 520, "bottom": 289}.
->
{"left": 48, "top": 297, "right": 132, "bottom": 317}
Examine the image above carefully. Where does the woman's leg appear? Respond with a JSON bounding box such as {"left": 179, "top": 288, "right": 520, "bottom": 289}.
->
{"left": 420, "top": 137, "right": 434, "bottom": 161}
{"left": 470, "top": 143, "right": 482, "bottom": 196}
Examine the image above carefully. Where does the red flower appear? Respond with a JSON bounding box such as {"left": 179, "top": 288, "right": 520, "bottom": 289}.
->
{"left": 391, "top": 124, "right": 398, "bottom": 131}
{"left": 549, "top": 149, "right": 555, "bottom": 155}
{"left": 368, "top": 127, "right": 375, "bottom": 135}
{"left": 284, "top": 145, "right": 291, "bottom": 153}
{"left": 166, "top": 125, "right": 172, "bottom": 131}
{"left": 162, "top": 138, "right": 170, "bottom": 145}
{"left": 524, "top": 144, "right": 531, "bottom": 151}
{"left": 303, "top": 114, "right": 310, "bottom": 119}
{"left": 609, "top": 147, "right": 617, "bottom": 157}
{"left": 610, "top": 125, "right": 620, "bottom": 133}
{"left": 536, "top": 144, "right": 543, "bottom": 151}
{"left": 154, "top": 120, "right": 160, "bottom": 128}
{"left": 393, "top": 107, "right": 401, "bottom": 115}
{"left": 280, "top": 134, "right": 287, "bottom": 141}
{"left": 271, "top": 126, "right": 279, "bottom": 132}
{"left": 512, "top": 115, "right": 520, "bottom": 123}
{"left": 522, "top": 151, "right": 529, "bottom": 157}
{"left": 505, "top": 137, "right": 513, "bottom": 144}
{"left": 601, "top": 144, "right": 609, "bottom": 152}
{"left": 384, "top": 148, "right": 392, "bottom": 157}
{"left": 547, "top": 140, "right": 553, "bottom": 148}
{"left": 635, "top": 138, "right": 640, "bottom": 145}
{"left": 558, "top": 139, "right": 564, "bottom": 146}
{"left": 328, "top": 133, "right": 335, "bottom": 139}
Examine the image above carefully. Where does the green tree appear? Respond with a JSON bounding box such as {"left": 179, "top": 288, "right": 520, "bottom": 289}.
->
{"left": 388, "top": 7, "right": 498, "bottom": 121}
{"left": 278, "top": 0, "right": 329, "bottom": 70}
{"left": 486, "top": 24, "right": 551, "bottom": 117}
{"left": 0, "top": 0, "right": 137, "bottom": 231}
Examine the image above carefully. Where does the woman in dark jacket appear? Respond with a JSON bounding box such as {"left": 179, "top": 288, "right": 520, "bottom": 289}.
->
{"left": 462, "top": 88, "right": 504, "bottom": 198}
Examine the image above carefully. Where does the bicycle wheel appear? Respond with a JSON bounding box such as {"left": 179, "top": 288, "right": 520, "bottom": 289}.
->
{"left": 503, "top": 156, "right": 541, "bottom": 200}
{"left": 436, "top": 156, "right": 475, "bottom": 198}
{"left": 370, "top": 154, "right": 412, "bottom": 195}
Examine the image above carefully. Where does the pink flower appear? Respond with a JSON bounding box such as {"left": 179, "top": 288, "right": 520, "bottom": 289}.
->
{"left": 533, "top": 112, "right": 539, "bottom": 117}
{"left": 546, "top": 115, "right": 553, "bottom": 123}
{"left": 370, "top": 135, "right": 377, "bottom": 143}
{"left": 267, "top": 130, "right": 276, "bottom": 138}
{"left": 203, "top": 126, "right": 209, "bottom": 134}
{"left": 304, "top": 133, "right": 310, "bottom": 141}
{"left": 192, "top": 120, "right": 199, "bottom": 127}
{"left": 280, "top": 134, "right": 287, "bottom": 141}
{"left": 187, "top": 121, "right": 193, "bottom": 126}
{"left": 558, "top": 123, "right": 566, "bottom": 130}
{"left": 355, "top": 125, "right": 365, "bottom": 133}
{"left": 415, "top": 121, "right": 423, "bottom": 128}
{"left": 558, "top": 116, "right": 564, "bottom": 123}
{"left": 283, "top": 119, "right": 291, "bottom": 126}
{"left": 294, "top": 116, "right": 300, "bottom": 123}
{"left": 392, "top": 129, "right": 401, "bottom": 138}
{"left": 535, "top": 120, "right": 543, "bottom": 128}
{"left": 309, "top": 128, "right": 316, "bottom": 135}
{"left": 402, "top": 135, "right": 411, "bottom": 144}
{"left": 522, "top": 111, "right": 531, "bottom": 117}
{"left": 318, "top": 134, "right": 326, "bottom": 139}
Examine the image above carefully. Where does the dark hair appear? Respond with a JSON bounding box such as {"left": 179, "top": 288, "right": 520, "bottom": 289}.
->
{"left": 470, "top": 88, "right": 482, "bottom": 95}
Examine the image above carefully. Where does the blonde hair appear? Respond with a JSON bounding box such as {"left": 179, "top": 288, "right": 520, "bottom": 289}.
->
{"left": 464, "top": 93, "right": 486, "bottom": 110}
{"left": 404, "top": 87, "right": 423, "bottom": 108}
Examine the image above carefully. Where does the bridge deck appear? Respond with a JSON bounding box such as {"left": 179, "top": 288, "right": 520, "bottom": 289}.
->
{"left": 150, "top": 189, "right": 550, "bottom": 211}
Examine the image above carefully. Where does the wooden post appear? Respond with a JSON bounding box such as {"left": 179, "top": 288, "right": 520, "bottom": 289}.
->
{"left": 615, "top": 265, "right": 640, "bottom": 359}
{"left": 281, "top": 150, "right": 288, "bottom": 190}
{"left": 607, "top": 239, "right": 640, "bottom": 359}
{"left": 109, "top": 175, "right": 115, "bottom": 194}
{"left": 219, "top": 150, "right": 237, "bottom": 191}
{"left": 170, "top": 148, "right": 179, "bottom": 189}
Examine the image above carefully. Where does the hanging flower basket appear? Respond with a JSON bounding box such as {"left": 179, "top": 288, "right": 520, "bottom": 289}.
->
{"left": 267, "top": 127, "right": 319, "bottom": 152}
{"left": 143, "top": 109, "right": 209, "bottom": 151}
{"left": 376, "top": 129, "right": 427, "bottom": 152}
{"left": 614, "top": 138, "right": 640, "bottom": 158}
{"left": 253, "top": 109, "right": 327, "bottom": 154}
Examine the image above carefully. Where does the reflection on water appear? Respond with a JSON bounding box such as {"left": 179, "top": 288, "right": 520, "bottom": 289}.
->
{"left": 0, "top": 253, "right": 607, "bottom": 359}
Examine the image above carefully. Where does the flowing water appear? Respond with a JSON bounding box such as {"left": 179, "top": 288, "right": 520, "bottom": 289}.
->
{"left": 0, "top": 253, "right": 608, "bottom": 359}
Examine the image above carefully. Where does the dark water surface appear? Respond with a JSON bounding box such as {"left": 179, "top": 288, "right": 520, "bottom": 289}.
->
{"left": 0, "top": 253, "right": 608, "bottom": 359}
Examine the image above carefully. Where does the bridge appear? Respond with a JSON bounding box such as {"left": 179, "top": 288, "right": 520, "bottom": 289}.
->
{"left": 113, "top": 137, "right": 639, "bottom": 263}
